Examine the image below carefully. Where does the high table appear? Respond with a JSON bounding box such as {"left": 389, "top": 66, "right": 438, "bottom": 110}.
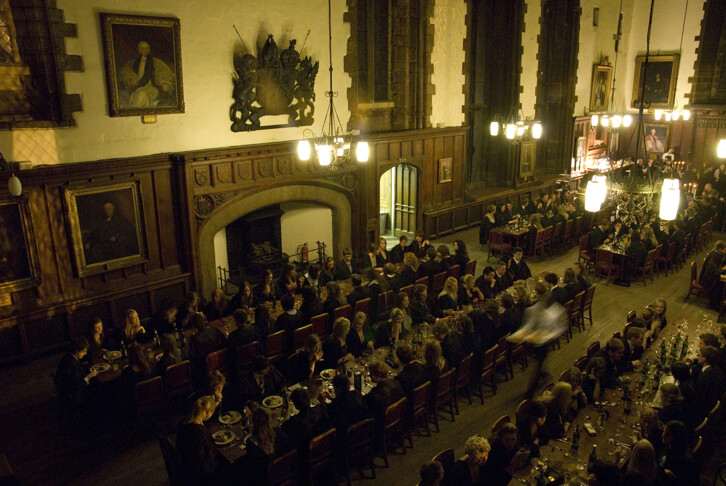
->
{"left": 492, "top": 224, "right": 529, "bottom": 248}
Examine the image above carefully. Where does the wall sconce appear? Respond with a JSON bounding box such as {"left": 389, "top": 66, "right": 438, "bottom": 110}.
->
{"left": 718, "top": 139, "right": 726, "bottom": 159}
{"left": 0, "top": 153, "right": 22, "bottom": 197}
{"left": 593, "top": 7, "right": 600, "bottom": 26}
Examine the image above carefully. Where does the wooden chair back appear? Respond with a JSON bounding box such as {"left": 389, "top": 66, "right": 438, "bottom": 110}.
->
{"left": 265, "top": 330, "right": 286, "bottom": 364}
{"left": 353, "top": 298, "right": 371, "bottom": 319}
{"left": 447, "top": 265, "right": 460, "bottom": 280}
{"left": 384, "top": 397, "right": 407, "bottom": 431}
{"left": 515, "top": 399, "right": 531, "bottom": 423}
{"left": 308, "top": 428, "right": 337, "bottom": 477}
{"left": 237, "top": 341, "right": 259, "bottom": 368}
{"left": 158, "top": 435, "right": 182, "bottom": 486}
{"left": 205, "top": 348, "right": 227, "bottom": 373}
{"left": 431, "top": 449, "right": 455, "bottom": 477}
{"left": 164, "top": 360, "right": 193, "bottom": 399}
{"left": 587, "top": 341, "right": 600, "bottom": 357}
{"left": 333, "top": 304, "right": 352, "bottom": 322}
{"left": 399, "top": 285, "right": 414, "bottom": 300}
{"left": 431, "top": 271, "right": 447, "bottom": 295}
{"left": 574, "top": 356, "right": 588, "bottom": 370}
{"left": 491, "top": 415, "right": 511, "bottom": 436}
{"left": 293, "top": 325, "right": 313, "bottom": 353}
{"left": 135, "top": 376, "right": 165, "bottom": 416}
{"left": 310, "top": 313, "right": 329, "bottom": 340}
{"left": 377, "top": 290, "right": 394, "bottom": 320}
{"left": 267, "top": 448, "right": 297, "bottom": 486}
{"left": 464, "top": 259, "right": 477, "bottom": 276}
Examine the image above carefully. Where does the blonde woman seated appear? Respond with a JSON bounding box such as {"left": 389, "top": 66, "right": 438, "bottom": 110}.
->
{"left": 540, "top": 382, "right": 573, "bottom": 438}
{"left": 322, "top": 317, "right": 354, "bottom": 369}
{"left": 437, "top": 277, "right": 459, "bottom": 316}
{"left": 561, "top": 366, "right": 587, "bottom": 409}
{"left": 121, "top": 309, "right": 149, "bottom": 345}
{"left": 374, "top": 307, "right": 407, "bottom": 348}
{"left": 346, "top": 311, "right": 375, "bottom": 358}
{"left": 458, "top": 274, "right": 484, "bottom": 312}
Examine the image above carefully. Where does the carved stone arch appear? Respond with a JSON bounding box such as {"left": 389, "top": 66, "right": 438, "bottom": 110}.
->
{"left": 197, "top": 183, "right": 353, "bottom": 296}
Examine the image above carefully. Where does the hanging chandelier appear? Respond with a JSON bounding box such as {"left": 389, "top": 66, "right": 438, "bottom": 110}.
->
{"left": 297, "top": 0, "right": 368, "bottom": 170}
{"left": 584, "top": 0, "right": 681, "bottom": 224}
{"left": 489, "top": 110, "right": 542, "bottom": 142}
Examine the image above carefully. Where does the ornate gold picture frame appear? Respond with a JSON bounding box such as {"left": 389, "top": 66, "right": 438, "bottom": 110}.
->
{"left": 520, "top": 141, "right": 536, "bottom": 178}
{"left": 100, "top": 13, "right": 184, "bottom": 117}
{"left": 0, "top": 196, "right": 41, "bottom": 292}
{"left": 631, "top": 54, "right": 680, "bottom": 109}
{"left": 63, "top": 180, "right": 147, "bottom": 277}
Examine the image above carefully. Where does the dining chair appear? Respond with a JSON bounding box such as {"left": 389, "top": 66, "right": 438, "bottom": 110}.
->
{"left": 135, "top": 376, "right": 165, "bottom": 418}
{"left": 475, "top": 345, "right": 498, "bottom": 404}
{"left": 508, "top": 340, "right": 528, "bottom": 371}
{"left": 382, "top": 397, "right": 407, "bottom": 466}
{"left": 410, "top": 381, "right": 432, "bottom": 441}
{"left": 495, "top": 335, "right": 512, "bottom": 380}
{"left": 684, "top": 261, "right": 706, "bottom": 302}
{"left": 491, "top": 415, "right": 511, "bottom": 436}
{"left": 267, "top": 448, "right": 297, "bottom": 486}
{"left": 447, "top": 265, "right": 460, "bottom": 280}
{"left": 431, "top": 272, "right": 447, "bottom": 295}
{"left": 582, "top": 284, "right": 596, "bottom": 327}
{"left": 292, "top": 324, "right": 313, "bottom": 355}
{"left": 487, "top": 231, "right": 512, "bottom": 262}
{"left": 574, "top": 356, "right": 588, "bottom": 370}
{"left": 571, "top": 291, "right": 585, "bottom": 333}
{"left": 310, "top": 313, "right": 329, "bottom": 341}
{"left": 431, "top": 448, "right": 455, "bottom": 478}
{"left": 376, "top": 290, "right": 394, "bottom": 320}
{"left": 399, "top": 285, "right": 414, "bottom": 300}
{"left": 415, "top": 276, "right": 429, "bottom": 288}
{"left": 333, "top": 304, "right": 352, "bottom": 322}
{"left": 344, "top": 419, "right": 375, "bottom": 485}
{"left": 515, "top": 399, "right": 531, "bottom": 423}
{"left": 237, "top": 341, "right": 259, "bottom": 369}
{"left": 578, "top": 235, "right": 594, "bottom": 269}
{"left": 431, "top": 369, "right": 456, "bottom": 433}
{"left": 594, "top": 249, "right": 619, "bottom": 281}
{"left": 205, "top": 348, "right": 227, "bottom": 373}
{"left": 464, "top": 259, "right": 477, "bottom": 277}
{"left": 453, "top": 353, "right": 473, "bottom": 414}
{"left": 353, "top": 298, "right": 371, "bottom": 320}
{"left": 164, "top": 360, "right": 193, "bottom": 401}
{"left": 308, "top": 428, "right": 337, "bottom": 482}
{"left": 587, "top": 341, "right": 600, "bottom": 357}
{"left": 265, "top": 330, "right": 286, "bottom": 364}
{"left": 658, "top": 241, "right": 678, "bottom": 276}
{"left": 158, "top": 435, "right": 182, "bottom": 486}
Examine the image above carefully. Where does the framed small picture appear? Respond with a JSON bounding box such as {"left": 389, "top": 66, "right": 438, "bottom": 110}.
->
{"left": 100, "top": 13, "right": 184, "bottom": 117}
{"left": 631, "top": 54, "right": 679, "bottom": 109}
{"left": 520, "top": 141, "right": 536, "bottom": 178}
{"left": 438, "top": 158, "right": 453, "bottom": 183}
{"left": 609, "top": 132, "right": 620, "bottom": 158}
{"left": 63, "top": 180, "right": 147, "bottom": 277}
{"left": 643, "top": 124, "right": 669, "bottom": 154}
{"left": 590, "top": 65, "right": 613, "bottom": 112}
{"left": 0, "top": 197, "right": 41, "bottom": 292}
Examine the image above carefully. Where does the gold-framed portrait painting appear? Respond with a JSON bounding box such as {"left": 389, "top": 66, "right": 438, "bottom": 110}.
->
{"left": 100, "top": 13, "right": 184, "bottom": 117}
{"left": 63, "top": 180, "right": 147, "bottom": 277}
{"left": 438, "top": 158, "right": 453, "bottom": 183}
{"left": 520, "top": 141, "right": 536, "bottom": 178}
{"left": 631, "top": 54, "right": 679, "bottom": 109}
{"left": 590, "top": 65, "right": 613, "bottom": 112}
{"left": 643, "top": 123, "right": 669, "bottom": 155}
{"left": 0, "top": 197, "right": 41, "bottom": 293}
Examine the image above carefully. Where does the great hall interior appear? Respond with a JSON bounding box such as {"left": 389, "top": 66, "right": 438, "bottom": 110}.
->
{"left": 1, "top": 0, "right": 726, "bottom": 485}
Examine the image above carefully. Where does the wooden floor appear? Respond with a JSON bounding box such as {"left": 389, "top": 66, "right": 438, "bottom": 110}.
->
{"left": 0, "top": 226, "right": 721, "bottom": 486}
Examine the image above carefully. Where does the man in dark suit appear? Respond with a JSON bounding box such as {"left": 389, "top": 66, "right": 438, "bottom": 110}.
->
{"left": 276, "top": 294, "right": 304, "bottom": 357}
{"left": 419, "top": 247, "right": 442, "bottom": 281}
{"left": 493, "top": 261, "right": 513, "bottom": 294}
{"left": 588, "top": 219, "right": 611, "bottom": 250}
{"left": 389, "top": 235, "right": 410, "bottom": 264}
{"left": 395, "top": 346, "right": 428, "bottom": 397}
{"left": 695, "top": 346, "right": 725, "bottom": 420}
{"left": 327, "top": 374, "right": 368, "bottom": 444}
{"left": 238, "top": 356, "right": 285, "bottom": 403}
{"left": 514, "top": 197, "right": 530, "bottom": 219}
{"left": 334, "top": 248, "right": 355, "bottom": 281}
{"left": 410, "top": 284, "right": 436, "bottom": 327}
{"left": 591, "top": 338, "right": 624, "bottom": 389}
{"left": 365, "top": 361, "right": 405, "bottom": 427}
{"left": 226, "top": 309, "right": 260, "bottom": 382}
{"left": 544, "top": 273, "right": 569, "bottom": 306}
{"left": 475, "top": 266, "right": 497, "bottom": 300}
{"left": 434, "top": 320, "right": 466, "bottom": 369}
{"left": 55, "top": 337, "right": 98, "bottom": 410}
{"left": 188, "top": 312, "right": 227, "bottom": 387}
{"left": 282, "top": 387, "right": 332, "bottom": 472}
{"left": 346, "top": 274, "right": 370, "bottom": 307}
{"left": 509, "top": 248, "right": 532, "bottom": 283}
{"left": 618, "top": 326, "right": 644, "bottom": 373}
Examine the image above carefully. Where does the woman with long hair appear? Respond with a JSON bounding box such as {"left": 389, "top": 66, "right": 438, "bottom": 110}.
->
{"left": 573, "top": 261, "right": 591, "bottom": 292}
{"left": 346, "top": 311, "right": 375, "bottom": 357}
{"left": 286, "top": 334, "right": 324, "bottom": 384}
{"left": 277, "top": 263, "right": 303, "bottom": 297}
{"left": 322, "top": 317, "right": 354, "bottom": 369}
{"left": 122, "top": 309, "right": 148, "bottom": 344}
{"left": 177, "top": 291, "right": 200, "bottom": 329}
{"left": 582, "top": 357, "right": 605, "bottom": 403}
{"left": 458, "top": 274, "right": 484, "bottom": 311}
{"left": 480, "top": 204, "right": 497, "bottom": 245}
{"left": 409, "top": 230, "right": 432, "bottom": 259}
{"left": 323, "top": 281, "right": 343, "bottom": 330}
{"left": 176, "top": 396, "right": 223, "bottom": 484}
{"left": 87, "top": 318, "right": 108, "bottom": 360}
{"left": 157, "top": 333, "right": 184, "bottom": 376}
{"left": 438, "top": 277, "right": 459, "bottom": 316}
{"left": 254, "top": 269, "right": 278, "bottom": 305}
{"left": 641, "top": 225, "right": 659, "bottom": 252}
{"left": 562, "top": 267, "right": 580, "bottom": 300}
{"left": 375, "top": 307, "right": 407, "bottom": 348}
{"left": 661, "top": 420, "right": 696, "bottom": 485}
{"left": 423, "top": 340, "right": 448, "bottom": 408}
{"left": 638, "top": 408, "right": 664, "bottom": 458}
{"left": 392, "top": 291, "right": 414, "bottom": 334}
{"left": 438, "top": 245, "right": 454, "bottom": 269}
{"left": 244, "top": 406, "right": 293, "bottom": 483}
{"left": 511, "top": 285, "right": 531, "bottom": 316}
{"left": 516, "top": 400, "right": 550, "bottom": 457}
{"left": 254, "top": 304, "right": 275, "bottom": 344}
{"left": 624, "top": 440, "right": 663, "bottom": 486}
{"left": 400, "top": 252, "right": 420, "bottom": 287}
{"left": 453, "top": 239, "right": 469, "bottom": 267}
{"left": 299, "top": 285, "right": 323, "bottom": 326}
{"left": 319, "top": 256, "right": 336, "bottom": 286}
{"left": 375, "top": 237, "right": 390, "bottom": 269}
{"left": 539, "top": 382, "right": 573, "bottom": 438}
{"left": 653, "top": 298, "right": 667, "bottom": 329}
{"left": 229, "top": 280, "right": 256, "bottom": 312}
{"left": 203, "top": 287, "right": 229, "bottom": 321}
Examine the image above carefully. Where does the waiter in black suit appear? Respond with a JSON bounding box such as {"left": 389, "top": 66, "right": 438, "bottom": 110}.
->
{"left": 695, "top": 346, "right": 725, "bottom": 420}
{"left": 55, "top": 337, "right": 98, "bottom": 410}
{"left": 334, "top": 248, "right": 355, "bottom": 280}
